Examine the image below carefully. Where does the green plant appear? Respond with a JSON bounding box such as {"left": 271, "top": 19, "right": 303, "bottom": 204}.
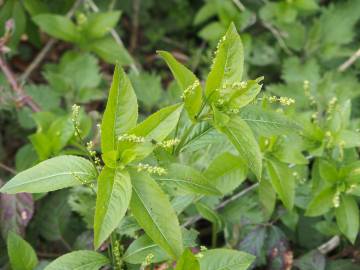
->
{"left": 2, "top": 0, "right": 360, "bottom": 268}
{"left": 0, "top": 23, "right": 294, "bottom": 269}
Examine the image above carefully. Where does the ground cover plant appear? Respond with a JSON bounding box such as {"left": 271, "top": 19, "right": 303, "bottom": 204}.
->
{"left": 1, "top": 0, "right": 360, "bottom": 269}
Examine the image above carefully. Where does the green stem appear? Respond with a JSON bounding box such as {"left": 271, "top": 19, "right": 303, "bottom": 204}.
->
{"left": 110, "top": 232, "right": 117, "bottom": 269}
{"left": 174, "top": 122, "right": 197, "bottom": 155}
{"left": 211, "top": 224, "right": 218, "bottom": 248}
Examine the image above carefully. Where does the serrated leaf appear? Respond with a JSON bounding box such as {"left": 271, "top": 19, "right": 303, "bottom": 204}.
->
{"left": 258, "top": 178, "right": 276, "bottom": 220}
{"left": 294, "top": 250, "right": 326, "bottom": 270}
{"left": 130, "top": 170, "right": 183, "bottom": 258}
{"left": 33, "top": 14, "right": 78, "bottom": 42}
{"left": 101, "top": 65, "right": 138, "bottom": 153}
{"left": 94, "top": 167, "right": 132, "bottom": 249}
{"left": 35, "top": 190, "right": 72, "bottom": 241}
{"left": 157, "top": 163, "right": 221, "bottom": 195}
{"left": 7, "top": 232, "right": 38, "bottom": 270}
{"left": 205, "top": 23, "right": 244, "bottom": 99}
{"left": 216, "top": 116, "right": 262, "bottom": 180}
{"left": 199, "top": 249, "right": 255, "bottom": 270}
{"left": 44, "top": 250, "right": 109, "bottom": 270}
{"left": 238, "top": 226, "right": 267, "bottom": 266}
{"left": 266, "top": 159, "right": 294, "bottom": 210}
{"left": 335, "top": 195, "right": 359, "bottom": 244}
{"left": 158, "top": 51, "right": 202, "bottom": 120}
{"left": 0, "top": 156, "right": 97, "bottom": 194}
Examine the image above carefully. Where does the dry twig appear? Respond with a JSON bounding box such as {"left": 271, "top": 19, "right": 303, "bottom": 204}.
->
{"left": 338, "top": 47, "right": 360, "bottom": 72}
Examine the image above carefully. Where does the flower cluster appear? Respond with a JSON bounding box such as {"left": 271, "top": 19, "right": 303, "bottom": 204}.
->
{"left": 86, "top": 141, "right": 96, "bottom": 156}
{"left": 268, "top": 96, "right": 295, "bottom": 106}
{"left": 222, "top": 81, "right": 248, "bottom": 89}
{"left": 76, "top": 13, "right": 87, "bottom": 26}
{"left": 112, "top": 240, "right": 122, "bottom": 270}
{"left": 136, "top": 163, "right": 166, "bottom": 175}
{"left": 72, "top": 173, "right": 94, "bottom": 189}
{"left": 181, "top": 80, "right": 200, "bottom": 99}
{"left": 141, "top": 253, "right": 154, "bottom": 267}
{"left": 72, "top": 104, "right": 80, "bottom": 127}
{"left": 303, "top": 80, "right": 316, "bottom": 105}
{"left": 86, "top": 141, "right": 101, "bottom": 167}
{"left": 118, "top": 134, "right": 145, "bottom": 143}
{"left": 326, "top": 97, "right": 338, "bottom": 120}
{"left": 333, "top": 190, "right": 340, "bottom": 208}
{"left": 157, "top": 138, "right": 180, "bottom": 149}
{"left": 346, "top": 184, "right": 357, "bottom": 194}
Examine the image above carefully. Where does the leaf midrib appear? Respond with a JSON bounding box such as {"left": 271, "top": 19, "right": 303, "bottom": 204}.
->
{"left": 132, "top": 186, "right": 173, "bottom": 256}
{"left": 5, "top": 171, "right": 92, "bottom": 190}
{"left": 123, "top": 243, "right": 158, "bottom": 260}
{"left": 224, "top": 126, "right": 259, "bottom": 176}
{"left": 156, "top": 177, "right": 217, "bottom": 193}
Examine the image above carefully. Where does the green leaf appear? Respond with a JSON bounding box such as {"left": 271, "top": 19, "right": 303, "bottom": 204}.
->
{"left": 266, "top": 159, "right": 294, "bottom": 210}
{"left": 130, "top": 170, "right": 183, "bottom": 258}
{"left": 319, "top": 160, "right": 338, "bottom": 183}
{"left": 338, "top": 130, "right": 360, "bottom": 148}
{"left": 0, "top": 156, "right": 97, "bottom": 194}
{"left": 216, "top": 116, "right": 262, "bottom": 180}
{"left": 175, "top": 249, "right": 200, "bottom": 270}
{"left": 7, "top": 232, "right": 38, "bottom": 270}
{"left": 196, "top": 202, "right": 223, "bottom": 232}
{"left": 305, "top": 187, "right": 336, "bottom": 217}
{"left": 157, "top": 163, "right": 221, "bottom": 196}
{"left": 205, "top": 23, "right": 244, "bottom": 99}
{"left": 101, "top": 65, "right": 138, "bottom": 153}
{"left": 83, "top": 11, "right": 121, "bottom": 39}
{"left": 258, "top": 177, "right": 276, "bottom": 220}
{"left": 199, "top": 249, "right": 255, "bottom": 270}
{"left": 198, "top": 22, "right": 226, "bottom": 42}
{"left": 33, "top": 14, "right": 78, "bottom": 42}
{"left": 129, "top": 71, "right": 162, "bottom": 111}
{"left": 123, "top": 228, "right": 197, "bottom": 264}
{"left": 44, "top": 250, "right": 109, "bottom": 270}
{"left": 204, "top": 152, "right": 247, "bottom": 195}
{"left": 34, "top": 190, "right": 72, "bottom": 241}
{"left": 131, "top": 103, "right": 183, "bottom": 140}
{"left": 239, "top": 105, "right": 301, "bottom": 136}
{"left": 335, "top": 195, "right": 359, "bottom": 244}
{"left": 119, "top": 103, "right": 183, "bottom": 162}
{"left": 158, "top": 51, "right": 202, "bottom": 120}
{"left": 294, "top": 250, "right": 325, "bottom": 270}
{"left": 122, "top": 234, "right": 168, "bottom": 264}
{"left": 88, "top": 37, "right": 133, "bottom": 65}
{"left": 94, "top": 167, "right": 132, "bottom": 249}
{"left": 226, "top": 78, "right": 263, "bottom": 109}
{"left": 194, "top": 2, "right": 217, "bottom": 26}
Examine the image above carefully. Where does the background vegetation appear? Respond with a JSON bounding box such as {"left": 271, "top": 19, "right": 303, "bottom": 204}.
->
{"left": 1, "top": 0, "right": 360, "bottom": 269}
